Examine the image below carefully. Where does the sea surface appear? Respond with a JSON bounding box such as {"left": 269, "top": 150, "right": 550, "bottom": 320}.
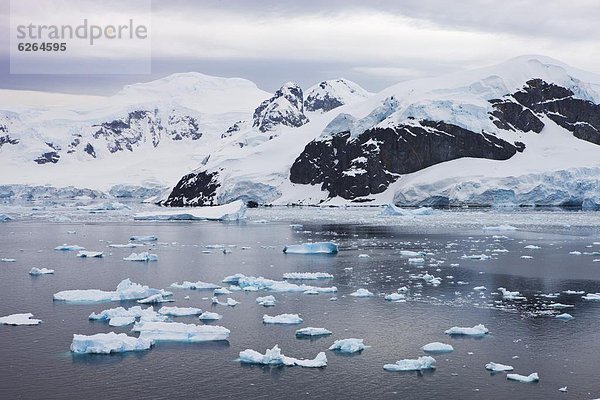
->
{"left": 1, "top": 206, "right": 600, "bottom": 399}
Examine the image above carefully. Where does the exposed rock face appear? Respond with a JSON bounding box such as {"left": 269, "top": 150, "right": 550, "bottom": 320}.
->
{"left": 34, "top": 151, "right": 60, "bottom": 164}
{"left": 290, "top": 121, "right": 519, "bottom": 199}
{"left": 304, "top": 79, "right": 370, "bottom": 112}
{"left": 252, "top": 82, "right": 309, "bottom": 132}
{"left": 0, "top": 134, "right": 19, "bottom": 148}
{"left": 161, "top": 170, "right": 220, "bottom": 206}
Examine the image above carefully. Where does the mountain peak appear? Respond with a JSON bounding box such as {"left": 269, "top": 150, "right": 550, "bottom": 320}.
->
{"left": 304, "top": 78, "right": 371, "bottom": 112}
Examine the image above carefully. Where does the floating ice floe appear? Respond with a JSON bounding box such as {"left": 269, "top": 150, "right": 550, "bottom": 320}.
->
{"left": 212, "top": 297, "right": 239, "bottom": 306}
{"left": 582, "top": 293, "right": 600, "bottom": 301}
{"left": 132, "top": 321, "right": 230, "bottom": 342}
{"left": 133, "top": 200, "right": 246, "bottom": 221}
{"left": 498, "top": 287, "right": 526, "bottom": 301}
{"left": 54, "top": 278, "right": 171, "bottom": 303}
{"left": 130, "top": 235, "right": 158, "bottom": 242}
{"left": 399, "top": 250, "right": 425, "bottom": 257}
{"left": 296, "top": 327, "right": 332, "bottom": 337}
{"left": 283, "top": 242, "right": 338, "bottom": 254}
{"left": 473, "top": 286, "right": 487, "bottom": 291}
{"left": 171, "top": 281, "right": 220, "bottom": 290}
{"left": 569, "top": 251, "right": 581, "bottom": 255}
{"left": 78, "top": 202, "right": 131, "bottom": 212}
{"left": 29, "top": 267, "right": 54, "bottom": 275}
{"left": 383, "top": 356, "right": 436, "bottom": 371}
{"left": 461, "top": 254, "right": 491, "bottom": 260}
{"left": 77, "top": 251, "right": 104, "bottom": 258}
{"left": 263, "top": 313, "right": 303, "bottom": 324}
{"left": 198, "top": 312, "right": 222, "bottom": 321}
{"left": 329, "top": 338, "right": 365, "bottom": 353}
{"left": 358, "top": 254, "right": 370, "bottom": 258}
{"left": 483, "top": 225, "right": 517, "bottom": 231}
{"left": 411, "top": 273, "right": 442, "bottom": 286}
{"left": 545, "top": 303, "right": 574, "bottom": 310}
{"left": 123, "top": 252, "right": 158, "bottom": 262}
{"left": 384, "top": 293, "right": 406, "bottom": 302}
{"left": 445, "top": 324, "right": 489, "bottom": 337}
{"left": 70, "top": 332, "right": 153, "bottom": 354}
{"left": 282, "top": 272, "right": 333, "bottom": 280}
{"left": 563, "top": 290, "right": 584, "bottom": 295}
{"left": 0, "top": 213, "right": 13, "bottom": 222}
{"left": 408, "top": 257, "right": 425, "bottom": 264}
{"left": 256, "top": 295, "right": 276, "bottom": 307}
{"left": 524, "top": 245, "right": 541, "bottom": 249}
{"left": 238, "top": 345, "right": 327, "bottom": 368}
{"left": 54, "top": 244, "right": 85, "bottom": 251}
{"left": 0, "top": 313, "right": 42, "bottom": 325}
{"left": 109, "top": 243, "right": 143, "bottom": 248}
{"left": 232, "top": 274, "right": 337, "bottom": 294}
{"left": 158, "top": 306, "right": 203, "bottom": 316}
{"left": 380, "top": 204, "right": 435, "bottom": 217}
{"left": 1, "top": 258, "right": 16, "bottom": 262}
{"left": 89, "top": 306, "right": 166, "bottom": 326}
{"left": 213, "top": 287, "right": 232, "bottom": 295}
{"left": 506, "top": 372, "right": 539, "bottom": 383}
{"left": 137, "top": 294, "right": 174, "bottom": 304}
{"left": 485, "top": 362, "right": 514, "bottom": 372}
{"left": 350, "top": 288, "right": 374, "bottom": 297}
{"left": 555, "top": 313, "right": 574, "bottom": 321}
{"left": 422, "top": 342, "right": 454, "bottom": 353}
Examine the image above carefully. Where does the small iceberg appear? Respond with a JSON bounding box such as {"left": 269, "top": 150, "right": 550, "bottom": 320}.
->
{"left": 29, "top": 267, "right": 54, "bottom": 275}
{"left": 350, "top": 288, "right": 374, "bottom": 297}
{"left": 582, "top": 293, "right": 600, "bottom": 301}
{"left": 256, "top": 295, "right": 276, "bottom": 307}
{"left": 507, "top": 372, "right": 539, "bottom": 383}
{"left": 123, "top": 252, "right": 158, "bottom": 262}
{"left": 238, "top": 345, "right": 327, "bottom": 368}
{"left": 133, "top": 200, "right": 246, "bottom": 221}
{"left": 384, "top": 356, "right": 436, "bottom": 371}
{"left": 1, "top": 258, "right": 16, "bottom": 262}
{"left": 263, "top": 313, "right": 303, "bottom": 324}
{"left": 132, "top": 321, "right": 230, "bottom": 342}
{"left": 329, "top": 338, "right": 365, "bottom": 353}
{"left": 422, "top": 342, "right": 454, "bottom": 353}
{"left": 555, "top": 313, "right": 574, "bottom": 321}
{"left": 70, "top": 332, "right": 152, "bottom": 354}
{"left": 486, "top": 362, "right": 514, "bottom": 372}
{"left": 445, "top": 324, "right": 489, "bottom": 337}
{"left": 384, "top": 293, "right": 406, "bottom": 302}
{"left": 212, "top": 297, "right": 239, "bottom": 306}
{"left": 0, "top": 213, "right": 13, "bottom": 222}
{"left": 158, "top": 306, "right": 203, "bottom": 316}
{"left": 77, "top": 251, "right": 104, "bottom": 258}
{"left": 283, "top": 242, "right": 338, "bottom": 254}
{"left": 213, "top": 287, "right": 232, "bottom": 295}
{"left": 380, "top": 204, "right": 434, "bottom": 217}
{"left": 296, "top": 327, "right": 332, "bottom": 337}
{"left": 498, "top": 287, "right": 526, "bottom": 301}
{"left": 232, "top": 274, "right": 337, "bottom": 294}
{"left": 198, "top": 312, "right": 222, "bottom": 321}
{"left": 282, "top": 272, "right": 333, "bottom": 280}
{"left": 171, "top": 281, "right": 220, "bottom": 290}
{"left": 54, "top": 244, "right": 85, "bottom": 251}
{"left": 130, "top": 235, "right": 158, "bottom": 242}
{"left": 54, "top": 278, "right": 172, "bottom": 303}
{"left": 0, "top": 313, "right": 42, "bottom": 325}
{"left": 89, "top": 305, "right": 166, "bottom": 326}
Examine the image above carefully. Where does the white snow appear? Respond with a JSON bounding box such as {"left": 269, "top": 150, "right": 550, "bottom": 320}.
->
{"left": 123, "top": 252, "right": 158, "bottom": 262}
{"left": 283, "top": 242, "right": 338, "bottom": 254}
{"left": 263, "top": 313, "right": 303, "bottom": 324}
{"left": 238, "top": 345, "right": 327, "bottom": 368}
{"left": 70, "top": 332, "right": 153, "bottom": 354}
{"left": 29, "top": 267, "right": 54, "bottom": 275}
{"left": 328, "top": 338, "right": 366, "bottom": 353}
{"left": 0, "top": 313, "right": 42, "bottom": 325}
{"left": 506, "top": 372, "right": 540, "bottom": 383}
{"left": 158, "top": 306, "right": 203, "bottom": 316}
{"left": 54, "top": 278, "right": 171, "bottom": 303}
{"left": 422, "top": 342, "right": 454, "bottom": 353}
{"left": 131, "top": 321, "right": 230, "bottom": 342}
{"left": 383, "top": 356, "right": 436, "bottom": 371}
{"left": 134, "top": 201, "right": 247, "bottom": 221}
{"left": 350, "top": 288, "right": 374, "bottom": 297}
{"left": 295, "top": 327, "right": 332, "bottom": 337}
{"left": 485, "top": 362, "right": 514, "bottom": 372}
{"left": 445, "top": 324, "right": 489, "bottom": 336}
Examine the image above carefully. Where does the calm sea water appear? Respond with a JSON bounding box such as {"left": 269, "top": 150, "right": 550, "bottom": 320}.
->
{"left": 1, "top": 208, "right": 599, "bottom": 399}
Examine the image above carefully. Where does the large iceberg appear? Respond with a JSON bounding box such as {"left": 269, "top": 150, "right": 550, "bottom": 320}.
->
{"left": 263, "top": 313, "right": 303, "bottom": 324}
{"left": 445, "top": 324, "right": 489, "bottom": 337}
{"left": 282, "top": 272, "right": 333, "bottom": 280}
{"left": 239, "top": 345, "right": 327, "bottom": 368}
{"left": 383, "top": 356, "right": 436, "bottom": 371}
{"left": 133, "top": 200, "right": 246, "bottom": 221}
{"left": 123, "top": 252, "right": 158, "bottom": 262}
{"left": 329, "top": 338, "right": 365, "bottom": 353}
{"left": 131, "top": 321, "right": 230, "bottom": 342}
{"left": 0, "top": 313, "right": 42, "bottom": 325}
{"left": 54, "top": 279, "right": 172, "bottom": 303}
{"left": 29, "top": 267, "right": 54, "bottom": 275}
{"left": 296, "top": 327, "right": 332, "bottom": 337}
{"left": 70, "top": 332, "right": 153, "bottom": 354}
{"left": 283, "top": 242, "right": 338, "bottom": 254}
{"left": 506, "top": 372, "right": 539, "bottom": 383}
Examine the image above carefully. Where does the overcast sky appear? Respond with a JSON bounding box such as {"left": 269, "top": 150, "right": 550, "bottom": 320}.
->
{"left": 2, "top": 0, "right": 600, "bottom": 94}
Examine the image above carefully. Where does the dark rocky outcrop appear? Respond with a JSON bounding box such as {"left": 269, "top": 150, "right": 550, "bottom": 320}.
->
{"left": 34, "top": 151, "right": 60, "bottom": 164}
{"left": 0, "top": 134, "right": 19, "bottom": 148}
{"left": 253, "top": 82, "right": 309, "bottom": 132}
{"left": 161, "top": 170, "right": 220, "bottom": 206}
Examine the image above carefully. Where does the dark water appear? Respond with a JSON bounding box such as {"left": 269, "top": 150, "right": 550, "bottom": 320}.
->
{"left": 1, "top": 218, "right": 600, "bottom": 400}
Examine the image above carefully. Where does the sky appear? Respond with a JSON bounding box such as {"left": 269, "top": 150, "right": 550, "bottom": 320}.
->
{"left": 1, "top": 0, "right": 600, "bottom": 95}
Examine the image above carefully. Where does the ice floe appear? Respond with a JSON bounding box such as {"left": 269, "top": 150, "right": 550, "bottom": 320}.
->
{"left": 282, "top": 272, "right": 333, "bottom": 280}
{"left": 555, "top": 313, "right": 574, "bottom": 321}
{"left": 582, "top": 293, "right": 600, "bottom": 300}
{"left": 171, "top": 281, "right": 220, "bottom": 290}
{"left": 384, "top": 293, "right": 406, "bottom": 302}
{"left": 506, "top": 372, "right": 539, "bottom": 383}
{"left": 383, "top": 356, "right": 436, "bottom": 371}
{"left": 134, "top": 200, "right": 247, "bottom": 221}
{"left": 263, "top": 313, "right": 303, "bottom": 324}
{"left": 70, "top": 332, "right": 153, "bottom": 354}
{"left": 54, "top": 278, "right": 171, "bottom": 303}
{"left": 238, "top": 345, "right": 327, "bottom": 368}
{"left": 0, "top": 213, "right": 13, "bottom": 222}
{"left": 445, "top": 324, "right": 489, "bottom": 336}
{"left": 380, "top": 204, "right": 435, "bottom": 217}
{"left": 0, "top": 313, "right": 42, "bottom": 325}
{"left": 422, "top": 342, "right": 454, "bottom": 353}
{"left": 123, "top": 252, "right": 158, "bottom": 262}
{"left": 485, "top": 362, "right": 514, "bottom": 372}
{"left": 283, "top": 242, "right": 338, "bottom": 254}
{"left": 1, "top": 258, "right": 16, "bottom": 262}
{"left": 256, "top": 295, "right": 276, "bottom": 306}
{"left": 329, "top": 338, "right": 365, "bottom": 353}
{"left": 296, "top": 327, "right": 332, "bottom": 337}
{"left": 158, "top": 306, "right": 203, "bottom": 316}
{"left": 29, "top": 267, "right": 54, "bottom": 275}
{"left": 54, "top": 244, "right": 85, "bottom": 251}
{"left": 132, "top": 321, "right": 230, "bottom": 342}
{"left": 130, "top": 235, "right": 158, "bottom": 242}
{"left": 77, "top": 251, "right": 104, "bottom": 258}
{"left": 350, "top": 288, "right": 374, "bottom": 297}
{"left": 137, "top": 294, "right": 174, "bottom": 304}
{"left": 198, "top": 312, "right": 222, "bottom": 321}
{"left": 498, "top": 287, "right": 526, "bottom": 301}
{"left": 232, "top": 275, "right": 337, "bottom": 294}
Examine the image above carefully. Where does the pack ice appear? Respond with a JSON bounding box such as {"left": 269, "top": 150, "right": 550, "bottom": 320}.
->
{"left": 0, "top": 313, "right": 42, "bottom": 325}
{"left": 383, "top": 356, "right": 436, "bottom": 371}
{"left": 239, "top": 345, "right": 327, "bottom": 368}
{"left": 131, "top": 321, "right": 230, "bottom": 342}
{"left": 329, "top": 338, "right": 366, "bottom": 353}
{"left": 282, "top": 242, "right": 338, "bottom": 254}
{"left": 70, "top": 332, "right": 153, "bottom": 354}
{"left": 133, "top": 200, "right": 246, "bottom": 221}
{"left": 54, "top": 278, "right": 172, "bottom": 303}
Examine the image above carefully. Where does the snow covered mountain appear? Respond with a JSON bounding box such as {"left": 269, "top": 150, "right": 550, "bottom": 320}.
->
{"left": 304, "top": 79, "right": 372, "bottom": 112}
{"left": 162, "top": 56, "right": 600, "bottom": 209}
